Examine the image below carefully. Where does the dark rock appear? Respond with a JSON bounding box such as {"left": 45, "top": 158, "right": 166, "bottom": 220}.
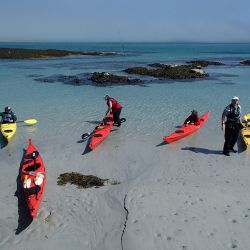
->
{"left": 240, "top": 60, "right": 250, "bottom": 65}
{"left": 149, "top": 63, "right": 171, "bottom": 69}
{"left": 124, "top": 64, "right": 209, "bottom": 79}
{"left": 0, "top": 48, "right": 118, "bottom": 59}
{"left": 186, "top": 60, "right": 225, "bottom": 67}
{"left": 90, "top": 72, "right": 144, "bottom": 84}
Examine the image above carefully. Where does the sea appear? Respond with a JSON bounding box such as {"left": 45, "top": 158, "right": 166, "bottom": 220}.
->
{"left": 0, "top": 42, "right": 250, "bottom": 154}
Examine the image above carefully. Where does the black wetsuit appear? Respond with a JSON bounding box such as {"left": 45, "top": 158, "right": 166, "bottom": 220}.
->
{"left": 222, "top": 104, "right": 242, "bottom": 154}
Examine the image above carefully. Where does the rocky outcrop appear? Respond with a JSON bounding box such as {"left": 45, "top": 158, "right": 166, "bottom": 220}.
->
{"left": 0, "top": 48, "right": 118, "bottom": 59}
{"left": 89, "top": 72, "right": 144, "bottom": 84}
{"left": 35, "top": 74, "right": 83, "bottom": 86}
{"left": 186, "top": 60, "right": 225, "bottom": 67}
{"left": 240, "top": 60, "right": 250, "bottom": 65}
{"left": 124, "top": 64, "right": 209, "bottom": 79}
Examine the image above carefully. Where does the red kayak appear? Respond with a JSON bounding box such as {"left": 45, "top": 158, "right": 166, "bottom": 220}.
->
{"left": 21, "top": 139, "right": 46, "bottom": 218}
{"left": 89, "top": 113, "right": 114, "bottom": 150}
{"left": 163, "top": 112, "right": 211, "bottom": 143}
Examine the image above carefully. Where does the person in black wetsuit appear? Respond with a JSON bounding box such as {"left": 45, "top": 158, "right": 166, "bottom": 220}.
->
{"left": 221, "top": 96, "right": 243, "bottom": 156}
{"left": 184, "top": 110, "right": 200, "bottom": 126}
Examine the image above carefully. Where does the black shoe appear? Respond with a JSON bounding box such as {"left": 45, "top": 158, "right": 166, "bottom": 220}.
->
{"left": 223, "top": 151, "right": 230, "bottom": 156}
{"left": 229, "top": 148, "right": 237, "bottom": 153}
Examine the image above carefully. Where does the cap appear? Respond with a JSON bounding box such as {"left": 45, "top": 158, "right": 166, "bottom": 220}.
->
{"left": 5, "top": 106, "right": 11, "bottom": 112}
{"left": 232, "top": 96, "right": 239, "bottom": 101}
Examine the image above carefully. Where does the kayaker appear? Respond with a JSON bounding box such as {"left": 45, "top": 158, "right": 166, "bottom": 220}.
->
{"left": 222, "top": 96, "right": 243, "bottom": 156}
{"left": 0, "top": 106, "right": 17, "bottom": 124}
{"left": 184, "top": 110, "right": 200, "bottom": 126}
{"left": 104, "top": 95, "right": 122, "bottom": 127}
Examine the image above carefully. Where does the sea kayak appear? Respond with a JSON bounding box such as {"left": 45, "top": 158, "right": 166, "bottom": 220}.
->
{"left": 241, "top": 113, "right": 250, "bottom": 146}
{"left": 89, "top": 113, "right": 114, "bottom": 150}
{"left": 21, "top": 139, "right": 46, "bottom": 218}
{"left": 0, "top": 122, "right": 17, "bottom": 141}
{"left": 163, "top": 111, "right": 211, "bottom": 143}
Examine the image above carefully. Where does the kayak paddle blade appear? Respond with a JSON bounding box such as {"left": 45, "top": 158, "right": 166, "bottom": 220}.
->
{"left": 24, "top": 119, "right": 37, "bottom": 125}
{"left": 81, "top": 133, "right": 91, "bottom": 140}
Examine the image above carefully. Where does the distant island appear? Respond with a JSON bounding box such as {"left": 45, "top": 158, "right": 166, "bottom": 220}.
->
{"left": 0, "top": 48, "right": 118, "bottom": 59}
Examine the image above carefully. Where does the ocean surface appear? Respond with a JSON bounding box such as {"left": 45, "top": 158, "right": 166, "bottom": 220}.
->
{"left": 0, "top": 42, "right": 250, "bottom": 155}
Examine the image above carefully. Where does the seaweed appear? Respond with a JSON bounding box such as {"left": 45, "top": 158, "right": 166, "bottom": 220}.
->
{"left": 57, "top": 172, "right": 114, "bottom": 189}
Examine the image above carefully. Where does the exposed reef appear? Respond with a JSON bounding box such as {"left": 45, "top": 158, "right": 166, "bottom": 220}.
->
{"left": 89, "top": 72, "right": 144, "bottom": 84}
{"left": 186, "top": 60, "right": 225, "bottom": 67}
{"left": 124, "top": 64, "right": 209, "bottom": 79}
{"left": 240, "top": 60, "right": 250, "bottom": 65}
{"left": 0, "top": 48, "right": 118, "bottom": 59}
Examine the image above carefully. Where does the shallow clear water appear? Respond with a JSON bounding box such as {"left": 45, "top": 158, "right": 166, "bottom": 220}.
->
{"left": 0, "top": 43, "right": 250, "bottom": 156}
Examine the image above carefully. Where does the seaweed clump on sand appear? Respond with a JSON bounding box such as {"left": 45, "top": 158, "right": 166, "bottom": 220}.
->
{"left": 57, "top": 172, "right": 108, "bottom": 188}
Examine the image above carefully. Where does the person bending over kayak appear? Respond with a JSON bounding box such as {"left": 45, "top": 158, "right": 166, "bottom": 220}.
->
{"left": 0, "top": 107, "right": 17, "bottom": 124}
{"left": 104, "top": 95, "right": 122, "bottom": 127}
{"left": 184, "top": 110, "right": 200, "bottom": 126}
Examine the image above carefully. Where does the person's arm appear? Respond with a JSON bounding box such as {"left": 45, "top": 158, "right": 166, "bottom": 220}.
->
{"left": 184, "top": 116, "right": 190, "bottom": 125}
{"left": 105, "top": 101, "right": 112, "bottom": 116}
{"left": 12, "top": 113, "right": 17, "bottom": 122}
{"left": 221, "top": 108, "right": 227, "bottom": 130}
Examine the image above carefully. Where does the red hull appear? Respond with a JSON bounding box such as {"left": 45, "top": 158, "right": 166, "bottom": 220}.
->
{"left": 89, "top": 113, "right": 114, "bottom": 150}
{"left": 21, "top": 139, "right": 46, "bottom": 217}
{"left": 163, "top": 112, "right": 211, "bottom": 143}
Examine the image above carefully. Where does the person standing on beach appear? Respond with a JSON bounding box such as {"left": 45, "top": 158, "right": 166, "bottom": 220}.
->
{"left": 104, "top": 95, "right": 122, "bottom": 127}
{"left": 0, "top": 106, "right": 17, "bottom": 124}
{"left": 222, "top": 96, "right": 243, "bottom": 156}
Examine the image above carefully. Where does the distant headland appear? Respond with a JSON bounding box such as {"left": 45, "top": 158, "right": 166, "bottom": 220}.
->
{"left": 0, "top": 48, "right": 118, "bottom": 59}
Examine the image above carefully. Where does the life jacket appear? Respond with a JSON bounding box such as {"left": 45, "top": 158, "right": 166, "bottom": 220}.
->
{"left": 107, "top": 98, "right": 122, "bottom": 112}
{"left": 226, "top": 104, "right": 240, "bottom": 122}
{"left": 2, "top": 112, "right": 14, "bottom": 123}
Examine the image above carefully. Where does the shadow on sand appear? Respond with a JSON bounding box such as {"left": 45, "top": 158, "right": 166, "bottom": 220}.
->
{"left": 0, "top": 135, "right": 8, "bottom": 149}
{"left": 82, "top": 144, "right": 92, "bottom": 155}
{"left": 15, "top": 149, "right": 33, "bottom": 235}
{"left": 83, "top": 120, "right": 100, "bottom": 125}
{"left": 181, "top": 147, "right": 222, "bottom": 155}
{"left": 156, "top": 141, "right": 168, "bottom": 147}
{"left": 237, "top": 137, "right": 247, "bottom": 153}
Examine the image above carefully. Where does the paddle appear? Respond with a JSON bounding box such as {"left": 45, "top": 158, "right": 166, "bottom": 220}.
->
{"left": 81, "top": 118, "right": 126, "bottom": 140}
{"left": 17, "top": 119, "right": 38, "bottom": 125}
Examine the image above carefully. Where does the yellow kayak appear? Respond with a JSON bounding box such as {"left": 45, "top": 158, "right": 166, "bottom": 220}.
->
{"left": 241, "top": 113, "right": 250, "bottom": 146}
{"left": 0, "top": 123, "right": 17, "bottom": 141}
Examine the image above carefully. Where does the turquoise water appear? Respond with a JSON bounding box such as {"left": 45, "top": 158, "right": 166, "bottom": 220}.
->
{"left": 0, "top": 43, "right": 250, "bottom": 154}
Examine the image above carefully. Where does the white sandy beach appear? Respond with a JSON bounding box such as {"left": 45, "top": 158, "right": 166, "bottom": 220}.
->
{"left": 1, "top": 129, "right": 250, "bottom": 250}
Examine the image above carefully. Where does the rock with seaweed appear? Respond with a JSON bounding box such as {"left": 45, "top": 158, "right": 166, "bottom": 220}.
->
{"left": 124, "top": 64, "right": 209, "bottom": 79}
{"left": 89, "top": 72, "right": 144, "bottom": 84}
{"left": 186, "top": 60, "right": 225, "bottom": 67}
{"left": 0, "top": 48, "right": 118, "bottom": 59}
{"left": 240, "top": 60, "right": 250, "bottom": 65}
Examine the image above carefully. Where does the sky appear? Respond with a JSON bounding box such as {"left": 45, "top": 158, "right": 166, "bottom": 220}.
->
{"left": 0, "top": 0, "right": 250, "bottom": 42}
